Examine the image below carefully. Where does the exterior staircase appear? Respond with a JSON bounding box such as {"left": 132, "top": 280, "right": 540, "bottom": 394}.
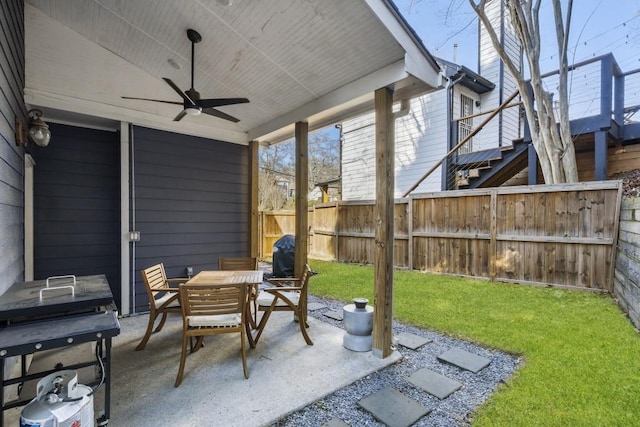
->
{"left": 453, "top": 138, "right": 530, "bottom": 189}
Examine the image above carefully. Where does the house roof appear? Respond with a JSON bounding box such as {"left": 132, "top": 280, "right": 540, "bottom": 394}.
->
{"left": 437, "top": 57, "right": 495, "bottom": 94}
{"left": 24, "top": 0, "right": 443, "bottom": 145}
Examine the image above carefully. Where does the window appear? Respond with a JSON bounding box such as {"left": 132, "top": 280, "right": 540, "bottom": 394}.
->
{"left": 458, "top": 94, "right": 474, "bottom": 154}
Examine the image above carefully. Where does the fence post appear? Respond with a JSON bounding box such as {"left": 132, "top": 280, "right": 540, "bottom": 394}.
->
{"left": 609, "top": 181, "right": 623, "bottom": 292}
{"left": 334, "top": 201, "right": 340, "bottom": 262}
{"left": 309, "top": 204, "right": 315, "bottom": 258}
{"left": 408, "top": 198, "right": 413, "bottom": 270}
{"left": 258, "top": 211, "right": 263, "bottom": 259}
{"left": 489, "top": 189, "right": 498, "bottom": 281}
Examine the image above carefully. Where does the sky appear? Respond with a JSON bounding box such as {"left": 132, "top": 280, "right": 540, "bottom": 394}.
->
{"left": 394, "top": 0, "right": 640, "bottom": 74}
{"left": 293, "top": 1, "right": 640, "bottom": 168}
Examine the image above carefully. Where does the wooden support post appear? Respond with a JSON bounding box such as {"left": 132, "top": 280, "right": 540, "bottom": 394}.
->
{"left": 373, "top": 87, "right": 394, "bottom": 359}
{"left": 528, "top": 144, "right": 538, "bottom": 185}
{"left": 249, "top": 141, "right": 259, "bottom": 258}
{"left": 295, "top": 122, "right": 309, "bottom": 277}
{"left": 595, "top": 131, "right": 608, "bottom": 181}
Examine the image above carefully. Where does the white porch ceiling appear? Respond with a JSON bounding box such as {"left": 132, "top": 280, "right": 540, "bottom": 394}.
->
{"left": 24, "top": 0, "right": 442, "bottom": 144}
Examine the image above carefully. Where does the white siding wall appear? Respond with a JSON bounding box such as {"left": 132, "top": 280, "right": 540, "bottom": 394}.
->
{"left": 341, "top": 114, "right": 376, "bottom": 200}
{"left": 477, "top": 0, "right": 521, "bottom": 151}
{"left": 342, "top": 0, "right": 523, "bottom": 200}
{"left": 341, "top": 90, "right": 448, "bottom": 200}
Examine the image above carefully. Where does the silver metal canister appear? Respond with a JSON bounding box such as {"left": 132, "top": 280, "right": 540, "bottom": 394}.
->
{"left": 343, "top": 298, "right": 373, "bottom": 352}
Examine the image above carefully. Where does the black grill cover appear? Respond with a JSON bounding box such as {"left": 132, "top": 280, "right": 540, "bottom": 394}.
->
{"left": 273, "top": 234, "right": 295, "bottom": 277}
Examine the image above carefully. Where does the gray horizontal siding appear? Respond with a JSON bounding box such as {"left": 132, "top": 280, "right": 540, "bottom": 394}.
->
{"left": 33, "top": 123, "right": 120, "bottom": 306}
{"left": 132, "top": 126, "right": 250, "bottom": 313}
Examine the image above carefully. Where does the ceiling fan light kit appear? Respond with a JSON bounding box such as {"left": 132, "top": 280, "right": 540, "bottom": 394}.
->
{"left": 122, "top": 29, "right": 249, "bottom": 123}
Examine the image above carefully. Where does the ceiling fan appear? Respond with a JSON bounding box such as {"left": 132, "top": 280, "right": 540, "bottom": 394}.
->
{"left": 122, "top": 29, "right": 249, "bottom": 123}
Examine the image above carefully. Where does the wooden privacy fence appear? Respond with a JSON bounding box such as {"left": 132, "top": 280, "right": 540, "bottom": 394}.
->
{"left": 259, "top": 181, "right": 623, "bottom": 291}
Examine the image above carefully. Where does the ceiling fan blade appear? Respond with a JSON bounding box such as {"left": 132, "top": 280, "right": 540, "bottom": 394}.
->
{"left": 202, "top": 107, "right": 241, "bottom": 123}
{"left": 197, "top": 98, "right": 250, "bottom": 109}
{"left": 173, "top": 110, "right": 188, "bottom": 122}
{"left": 162, "top": 78, "right": 196, "bottom": 105}
{"left": 121, "top": 96, "right": 183, "bottom": 106}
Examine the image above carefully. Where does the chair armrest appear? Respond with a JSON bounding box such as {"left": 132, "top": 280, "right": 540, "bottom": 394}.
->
{"left": 166, "top": 277, "right": 189, "bottom": 283}
{"left": 267, "top": 277, "right": 301, "bottom": 287}
{"left": 154, "top": 287, "right": 180, "bottom": 292}
{"left": 264, "top": 286, "right": 301, "bottom": 293}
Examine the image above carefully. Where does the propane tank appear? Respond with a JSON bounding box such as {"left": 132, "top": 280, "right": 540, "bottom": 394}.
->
{"left": 20, "top": 370, "right": 94, "bottom": 427}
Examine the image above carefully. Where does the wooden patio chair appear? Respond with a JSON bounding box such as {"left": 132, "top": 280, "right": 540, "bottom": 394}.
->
{"left": 136, "top": 263, "right": 188, "bottom": 351}
{"left": 253, "top": 263, "right": 313, "bottom": 346}
{"left": 175, "top": 282, "right": 250, "bottom": 387}
{"left": 218, "top": 257, "right": 259, "bottom": 327}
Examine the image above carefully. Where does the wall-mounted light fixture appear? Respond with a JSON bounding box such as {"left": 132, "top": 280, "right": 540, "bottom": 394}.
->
{"left": 15, "top": 109, "right": 51, "bottom": 147}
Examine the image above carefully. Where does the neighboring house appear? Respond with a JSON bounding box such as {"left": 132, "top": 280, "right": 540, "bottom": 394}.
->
{"left": 341, "top": 0, "right": 521, "bottom": 199}
{"left": 341, "top": 0, "right": 640, "bottom": 200}
{"left": 341, "top": 59, "right": 496, "bottom": 199}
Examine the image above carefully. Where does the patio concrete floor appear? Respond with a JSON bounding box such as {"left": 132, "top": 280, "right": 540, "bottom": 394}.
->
{"left": 5, "top": 311, "right": 400, "bottom": 427}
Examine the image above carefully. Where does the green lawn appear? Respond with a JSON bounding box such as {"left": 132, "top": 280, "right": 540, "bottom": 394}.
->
{"left": 307, "top": 260, "right": 640, "bottom": 426}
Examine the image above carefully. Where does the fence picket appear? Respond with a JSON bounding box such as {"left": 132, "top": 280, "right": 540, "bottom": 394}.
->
{"left": 260, "top": 182, "right": 621, "bottom": 291}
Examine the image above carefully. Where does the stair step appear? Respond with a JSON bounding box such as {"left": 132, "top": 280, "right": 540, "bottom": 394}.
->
{"left": 468, "top": 169, "right": 481, "bottom": 179}
{"left": 456, "top": 177, "right": 469, "bottom": 187}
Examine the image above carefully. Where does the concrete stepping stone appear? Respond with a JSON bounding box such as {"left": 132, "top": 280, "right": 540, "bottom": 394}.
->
{"left": 323, "top": 309, "right": 343, "bottom": 321}
{"left": 320, "top": 417, "right": 350, "bottom": 427}
{"left": 407, "top": 368, "right": 462, "bottom": 400}
{"left": 395, "top": 332, "right": 432, "bottom": 350}
{"left": 357, "top": 387, "right": 431, "bottom": 427}
{"left": 307, "top": 302, "right": 326, "bottom": 311}
{"left": 437, "top": 347, "right": 491, "bottom": 373}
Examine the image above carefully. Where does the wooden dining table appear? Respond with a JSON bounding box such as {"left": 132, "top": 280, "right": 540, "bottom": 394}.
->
{"left": 187, "top": 270, "right": 263, "bottom": 287}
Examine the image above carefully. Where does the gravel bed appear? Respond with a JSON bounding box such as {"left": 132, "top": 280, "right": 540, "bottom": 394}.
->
{"left": 272, "top": 294, "right": 522, "bottom": 427}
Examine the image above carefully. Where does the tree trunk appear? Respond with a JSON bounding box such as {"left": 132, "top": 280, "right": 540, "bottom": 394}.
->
{"left": 469, "top": 0, "right": 579, "bottom": 184}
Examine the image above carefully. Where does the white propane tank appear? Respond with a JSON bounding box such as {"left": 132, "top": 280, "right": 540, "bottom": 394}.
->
{"left": 20, "top": 370, "right": 94, "bottom": 427}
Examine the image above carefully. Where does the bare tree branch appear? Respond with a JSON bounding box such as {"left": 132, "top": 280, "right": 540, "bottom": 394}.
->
{"left": 468, "top": 0, "right": 578, "bottom": 183}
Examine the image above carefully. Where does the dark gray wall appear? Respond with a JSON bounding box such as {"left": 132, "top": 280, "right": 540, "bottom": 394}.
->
{"left": 0, "top": 0, "right": 26, "bottom": 295}
{"left": 33, "top": 123, "right": 121, "bottom": 307}
{"left": 132, "top": 126, "right": 249, "bottom": 312}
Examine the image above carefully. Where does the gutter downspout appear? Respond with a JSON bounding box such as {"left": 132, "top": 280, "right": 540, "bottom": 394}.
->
{"left": 394, "top": 99, "right": 411, "bottom": 120}
{"left": 442, "top": 71, "right": 466, "bottom": 190}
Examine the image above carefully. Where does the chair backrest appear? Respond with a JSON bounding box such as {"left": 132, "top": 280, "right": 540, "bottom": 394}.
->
{"left": 218, "top": 257, "right": 258, "bottom": 271}
{"left": 180, "top": 283, "right": 247, "bottom": 319}
{"left": 298, "top": 264, "right": 311, "bottom": 305}
{"left": 141, "top": 263, "right": 168, "bottom": 294}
